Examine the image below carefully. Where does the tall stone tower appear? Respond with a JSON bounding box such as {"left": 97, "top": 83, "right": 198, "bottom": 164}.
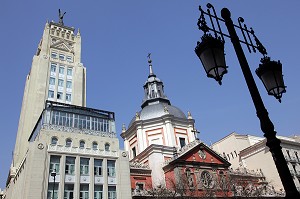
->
{"left": 13, "top": 17, "right": 86, "bottom": 168}
{"left": 4, "top": 12, "right": 131, "bottom": 199}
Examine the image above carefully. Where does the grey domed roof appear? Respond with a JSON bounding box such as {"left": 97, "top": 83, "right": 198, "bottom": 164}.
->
{"left": 128, "top": 102, "right": 186, "bottom": 128}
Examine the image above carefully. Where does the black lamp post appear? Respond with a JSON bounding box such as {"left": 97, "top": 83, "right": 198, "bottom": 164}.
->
{"left": 195, "top": 4, "right": 298, "bottom": 198}
{"left": 51, "top": 170, "right": 57, "bottom": 199}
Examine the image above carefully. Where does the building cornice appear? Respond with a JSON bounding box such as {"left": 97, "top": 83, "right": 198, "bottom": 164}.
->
{"left": 122, "top": 114, "right": 194, "bottom": 139}
{"left": 130, "top": 144, "right": 175, "bottom": 163}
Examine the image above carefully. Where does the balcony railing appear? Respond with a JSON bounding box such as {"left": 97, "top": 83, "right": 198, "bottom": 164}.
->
{"left": 48, "top": 145, "right": 119, "bottom": 157}
{"left": 284, "top": 155, "right": 300, "bottom": 163}
{"left": 42, "top": 124, "right": 117, "bottom": 138}
{"left": 229, "top": 168, "right": 265, "bottom": 177}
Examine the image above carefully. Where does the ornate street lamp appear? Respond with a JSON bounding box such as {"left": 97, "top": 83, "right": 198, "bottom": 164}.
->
{"left": 256, "top": 57, "right": 286, "bottom": 102}
{"left": 195, "top": 34, "right": 227, "bottom": 85}
{"left": 51, "top": 170, "right": 57, "bottom": 199}
{"left": 195, "top": 3, "right": 298, "bottom": 198}
{"left": 195, "top": 4, "right": 287, "bottom": 102}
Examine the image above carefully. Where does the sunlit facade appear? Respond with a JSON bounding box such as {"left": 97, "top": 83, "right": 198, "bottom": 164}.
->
{"left": 4, "top": 16, "right": 131, "bottom": 199}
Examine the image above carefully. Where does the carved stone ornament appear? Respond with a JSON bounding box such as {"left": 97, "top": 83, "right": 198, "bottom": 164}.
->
{"left": 43, "top": 55, "right": 48, "bottom": 59}
{"left": 37, "top": 143, "right": 44, "bottom": 150}
{"left": 201, "top": 171, "right": 214, "bottom": 188}
{"left": 122, "top": 152, "right": 127, "bottom": 157}
{"left": 198, "top": 149, "right": 206, "bottom": 159}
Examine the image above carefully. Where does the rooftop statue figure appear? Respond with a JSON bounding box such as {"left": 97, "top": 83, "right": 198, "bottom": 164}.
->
{"left": 58, "top": 9, "right": 66, "bottom": 25}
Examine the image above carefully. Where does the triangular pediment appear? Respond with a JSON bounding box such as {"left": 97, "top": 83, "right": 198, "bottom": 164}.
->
{"left": 50, "top": 39, "right": 73, "bottom": 53}
{"left": 164, "top": 140, "right": 230, "bottom": 169}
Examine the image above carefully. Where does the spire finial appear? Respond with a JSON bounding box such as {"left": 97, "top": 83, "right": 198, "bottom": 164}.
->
{"left": 58, "top": 9, "right": 66, "bottom": 26}
{"left": 135, "top": 112, "right": 140, "bottom": 121}
{"left": 122, "top": 123, "right": 126, "bottom": 133}
{"left": 147, "top": 53, "right": 153, "bottom": 75}
{"left": 187, "top": 111, "right": 193, "bottom": 119}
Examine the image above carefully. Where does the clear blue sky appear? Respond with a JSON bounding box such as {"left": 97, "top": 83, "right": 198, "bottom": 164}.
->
{"left": 1, "top": 0, "right": 300, "bottom": 188}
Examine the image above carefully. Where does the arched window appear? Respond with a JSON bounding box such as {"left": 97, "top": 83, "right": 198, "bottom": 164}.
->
{"left": 66, "top": 138, "right": 72, "bottom": 147}
{"left": 79, "top": 140, "right": 85, "bottom": 149}
{"left": 92, "top": 142, "right": 98, "bottom": 150}
{"left": 105, "top": 143, "right": 110, "bottom": 151}
{"left": 51, "top": 137, "right": 58, "bottom": 145}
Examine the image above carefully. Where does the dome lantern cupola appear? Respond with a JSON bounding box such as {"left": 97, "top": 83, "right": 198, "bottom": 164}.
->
{"left": 141, "top": 53, "right": 170, "bottom": 108}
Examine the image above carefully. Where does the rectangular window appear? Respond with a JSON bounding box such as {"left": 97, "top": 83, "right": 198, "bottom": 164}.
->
{"left": 295, "top": 152, "right": 299, "bottom": 161}
{"left": 51, "top": 52, "right": 58, "bottom": 59}
{"left": 94, "top": 159, "right": 102, "bottom": 176}
{"left": 107, "top": 160, "right": 116, "bottom": 177}
{"left": 287, "top": 150, "right": 291, "bottom": 158}
{"left": 59, "top": 112, "right": 66, "bottom": 126}
{"left": 58, "top": 79, "right": 64, "bottom": 87}
{"left": 94, "top": 185, "right": 103, "bottom": 199}
{"left": 50, "top": 155, "right": 60, "bottom": 174}
{"left": 64, "top": 113, "right": 72, "bottom": 127}
{"left": 74, "top": 114, "right": 79, "bottom": 128}
{"left": 132, "top": 147, "right": 136, "bottom": 158}
{"left": 67, "top": 68, "right": 73, "bottom": 76}
{"left": 51, "top": 63, "right": 57, "bottom": 72}
{"left": 108, "top": 186, "right": 117, "bottom": 199}
{"left": 49, "top": 77, "right": 56, "bottom": 85}
{"left": 80, "top": 184, "right": 89, "bottom": 199}
{"left": 51, "top": 111, "right": 59, "bottom": 125}
{"left": 65, "top": 157, "right": 75, "bottom": 175}
{"left": 57, "top": 92, "right": 63, "bottom": 100}
{"left": 179, "top": 137, "right": 186, "bottom": 148}
{"left": 66, "top": 81, "right": 72, "bottom": 89}
{"left": 80, "top": 158, "right": 89, "bottom": 175}
{"left": 59, "top": 54, "right": 65, "bottom": 60}
{"left": 67, "top": 56, "right": 73, "bottom": 62}
{"left": 59, "top": 66, "right": 65, "bottom": 74}
{"left": 79, "top": 115, "right": 87, "bottom": 129}
{"left": 47, "top": 183, "right": 58, "bottom": 199}
{"left": 48, "top": 90, "right": 54, "bottom": 98}
{"left": 64, "top": 184, "right": 74, "bottom": 199}
{"left": 66, "top": 94, "right": 72, "bottom": 102}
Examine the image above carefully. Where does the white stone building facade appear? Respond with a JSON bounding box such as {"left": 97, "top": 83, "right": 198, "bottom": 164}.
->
{"left": 212, "top": 132, "right": 300, "bottom": 192}
{"left": 4, "top": 16, "right": 131, "bottom": 199}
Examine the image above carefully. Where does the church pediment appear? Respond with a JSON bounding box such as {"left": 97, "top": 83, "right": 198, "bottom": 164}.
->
{"left": 50, "top": 39, "right": 73, "bottom": 53}
{"left": 180, "top": 143, "right": 229, "bottom": 165}
{"left": 164, "top": 140, "right": 230, "bottom": 169}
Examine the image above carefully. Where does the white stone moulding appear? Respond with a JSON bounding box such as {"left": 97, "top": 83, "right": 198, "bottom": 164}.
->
{"left": 42, "top": 124, "right": 117, "bottom": 138}
{"left": 47, "top": 144, "right": 119, "bottom": 157}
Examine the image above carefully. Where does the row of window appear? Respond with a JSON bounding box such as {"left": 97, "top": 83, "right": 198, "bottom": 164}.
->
{"left": 47, "top": 184, "right": 116, "bottom": 199}
{"left": 49, "top": 77, "right": 72, "bottom": 88}
{"left": 223, "top": 151, "right": 238, "bottom": 161}
{"left": 48, "top": 90, "right": 72, "bottom": 102}
{"left": 50, "top": 28, "right": 74, "bottom": 40}
{"left": 51, "top": 63, "right": 73, "bottom": 76}
{"left": 50, "top": 156, "right": 116, "bottom": 177}
{"left": 286, "top": 150, "right": 300, "bottom": 161}
{"left": 51, "top": 51, "right": 73, "bottom": 63}
{"left": 45, "top": 110, "right": 110, "bottom": 132}
{"left": 51, "top": 137, "right": 110, "bottom": 151}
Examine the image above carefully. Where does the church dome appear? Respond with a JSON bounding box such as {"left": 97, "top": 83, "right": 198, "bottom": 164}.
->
{"left": 128, "top": 102, "right": 186, "bottom": 128}
{"left": 140, "top": 102, "right": 186, "bottom": 120}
